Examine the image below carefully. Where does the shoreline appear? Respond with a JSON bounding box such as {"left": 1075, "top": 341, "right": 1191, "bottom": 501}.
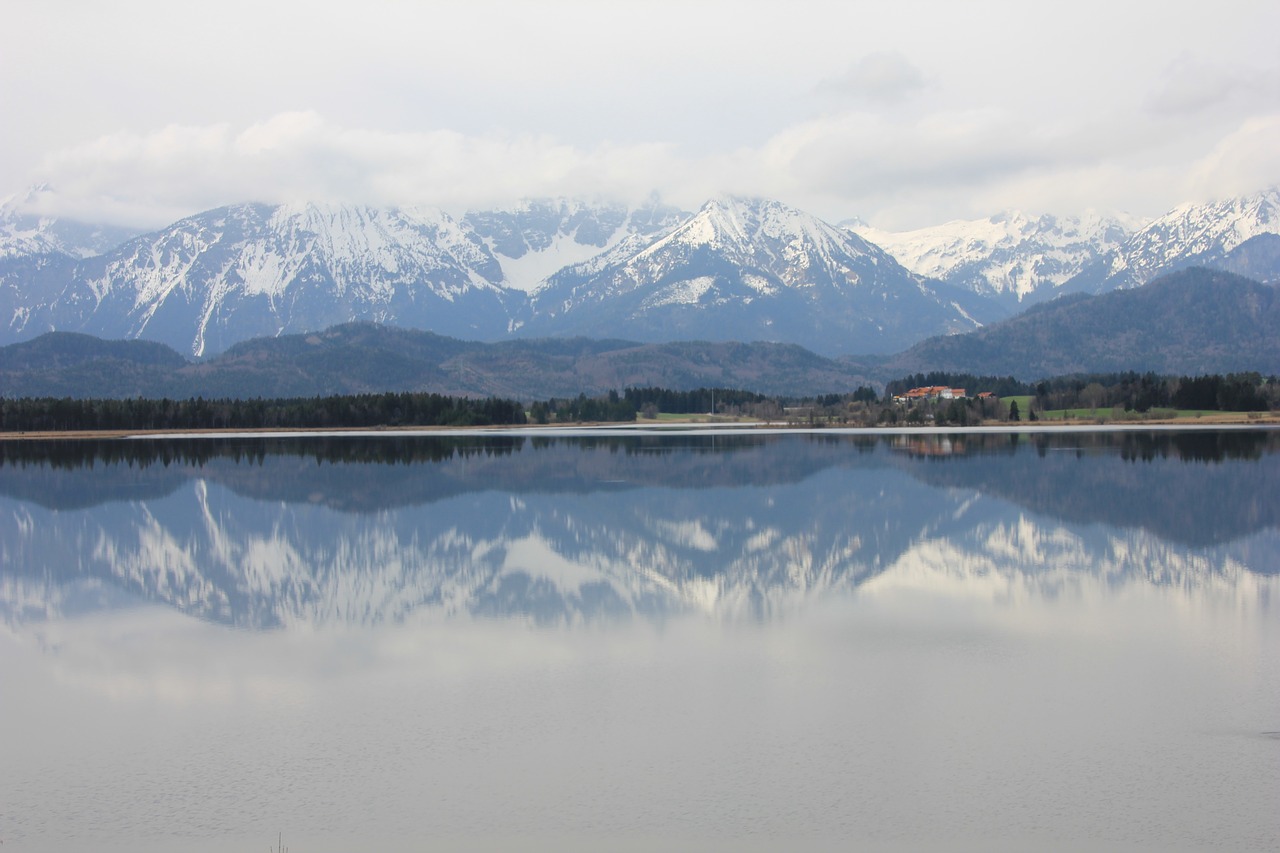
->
{"left": 2, "top": 413, "right": 1279, "bottom": 441}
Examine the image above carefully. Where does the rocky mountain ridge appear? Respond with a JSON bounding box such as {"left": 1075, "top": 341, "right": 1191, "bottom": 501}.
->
{"left": 849, "top": 210, "right": 1138, "bottom": 304}
{"left": 1061, "top": 187, "right": 1280, "bottom": 293}
{"left": 520, "top": 196, "right": 997, "bottom": 354}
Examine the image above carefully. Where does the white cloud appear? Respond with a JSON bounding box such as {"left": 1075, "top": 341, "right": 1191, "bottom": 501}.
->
{"left": 1185, "top": 115, "right": 1280, "bottom": 201}
{"left": 28, "top": 113, "right": 700, "bottom": 226}
{"left": 24, "top": 105, "right": 1081, "bottom": 227}
{"left": 15, "top": 99, "right": 1280, "bottom": 233}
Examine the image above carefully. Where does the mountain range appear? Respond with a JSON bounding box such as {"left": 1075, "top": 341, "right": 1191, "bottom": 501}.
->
{"left": 3, "top": 266, "right": 1276, "bottom": 398}
{"left": 0, "top": 195, "right": 987, "bottom": 358}
{"left": 2, "top": 186, "right": 1277, "bottom": 364}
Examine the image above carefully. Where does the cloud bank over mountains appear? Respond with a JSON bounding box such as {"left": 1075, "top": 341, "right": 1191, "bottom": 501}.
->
{"left": 3, "top": 0, "right": 1278, "bottom": 230}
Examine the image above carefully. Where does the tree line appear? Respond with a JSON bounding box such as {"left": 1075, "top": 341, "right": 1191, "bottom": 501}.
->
{"left": 623, "top": 387, "right": 770, "bottom": 415}
{"left": 529, "top": 391, "right": 637, "bottom": 424}
{"left": 1027, "top": 371, "right": 1275, "bottom": 415}
{"left": 2, "top": 371, "right": 1275, "bottom": 434}
{"left": 0, "top": 434, "right": 528, "bottom": 471}
{"left": 0, "top": 392, "right": 529, "bottom": 433}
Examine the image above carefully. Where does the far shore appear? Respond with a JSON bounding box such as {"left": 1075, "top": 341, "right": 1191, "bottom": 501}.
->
{"left": 2, "top": 411, "right": 1278, "bottom": 442}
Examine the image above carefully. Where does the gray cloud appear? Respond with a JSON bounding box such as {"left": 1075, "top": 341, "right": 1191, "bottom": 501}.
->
{"left": 817, "top": 52, "right": 927, "bottom": 103}
{"left": 1145, "top": 54, "right": 1268, "bottom": 115}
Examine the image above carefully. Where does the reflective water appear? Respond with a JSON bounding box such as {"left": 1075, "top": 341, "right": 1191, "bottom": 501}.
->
{"left": 1, "top": 429, "right": 1278, "bottom": 852}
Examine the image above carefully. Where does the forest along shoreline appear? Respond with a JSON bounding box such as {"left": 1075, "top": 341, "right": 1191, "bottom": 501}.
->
{"left": 3, "top": 412, "right": 1279, "bottom": 442}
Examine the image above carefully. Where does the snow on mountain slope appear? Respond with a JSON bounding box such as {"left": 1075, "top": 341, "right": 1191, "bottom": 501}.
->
{"left": 1064, "top": 186, "right": 1280, "bottom": 293}
{"left": 522, "top": 196, "right": 1001, "bottom": 355}
{"left": 464, "top": 198, "right": 686, "bottom": 293}
{"left": 850, "top": 211, "right": 1136, "bottom": 303}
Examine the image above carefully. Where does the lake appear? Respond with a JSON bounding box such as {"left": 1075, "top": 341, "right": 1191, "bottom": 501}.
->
{"left": 1, "top": 427, "right": 1278, "bottom": 852}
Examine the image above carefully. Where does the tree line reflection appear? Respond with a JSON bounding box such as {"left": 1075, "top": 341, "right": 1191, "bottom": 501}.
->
{"left": 2, "top": 428, "right": 1273, "bottom": 471}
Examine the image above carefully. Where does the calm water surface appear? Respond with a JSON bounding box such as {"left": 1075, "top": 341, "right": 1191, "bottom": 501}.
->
{"left": 1, "top": 429, "right": 1278, "bottom": 852}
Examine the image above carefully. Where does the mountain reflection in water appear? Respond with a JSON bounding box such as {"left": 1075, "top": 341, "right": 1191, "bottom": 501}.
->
{"left": 2, "top": 429, "right": 1277, "bottom": 629}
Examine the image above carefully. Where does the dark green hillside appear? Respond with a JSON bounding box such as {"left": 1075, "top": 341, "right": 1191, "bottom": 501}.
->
{"left": 0, "top": 330, "right": 187, "bottom": 371}
{"left": 180, "top": 323, "right": 482, "bottom": 398}
{"left": 453, "top": 338, "right": 874, "bottom": 399}
{"left": 880, "top": 268, "right": 1280, "bottom": 380}
{"left": 0, "top": 331, "right": 188, "bottom": 397}
{"left": 0, "top": 324, "right": 875, "bottom": 400}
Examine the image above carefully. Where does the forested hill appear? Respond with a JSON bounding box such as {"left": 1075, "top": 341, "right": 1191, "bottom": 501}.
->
{"left": 878, "top": 268, "right": 1280, "bottom": 380}
{"left": 0, "top": 324, "right": 875, "bottom": 400}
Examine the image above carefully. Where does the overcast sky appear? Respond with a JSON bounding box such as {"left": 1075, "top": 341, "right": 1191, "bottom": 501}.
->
{"left": 3, "top": 0, "right": 1278, "bottom": 230}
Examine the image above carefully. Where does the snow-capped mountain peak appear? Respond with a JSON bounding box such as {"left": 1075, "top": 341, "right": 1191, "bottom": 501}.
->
{"left": 849, "top": 209, "right": 1137, "bottom": 303}
{"left": 632, "top": 196, "right": 890, "bottom": 284}
{"left": 1101, "top": 187, "right": 1279, "bottom": 282}
{"left": 23, "top": 201, "right": 519, "bottom": 356}
{"left": 521, "top": 195, "right": 988, "bottom": 355}
{"left": 257, "top": 202, "right": 505, "bottom": 294}
{"left": 1060, "top": 186, "right": 1280, "bottom": 294}
{"left": 1156, "top": 188, "right": 1279, "bottom": 255}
